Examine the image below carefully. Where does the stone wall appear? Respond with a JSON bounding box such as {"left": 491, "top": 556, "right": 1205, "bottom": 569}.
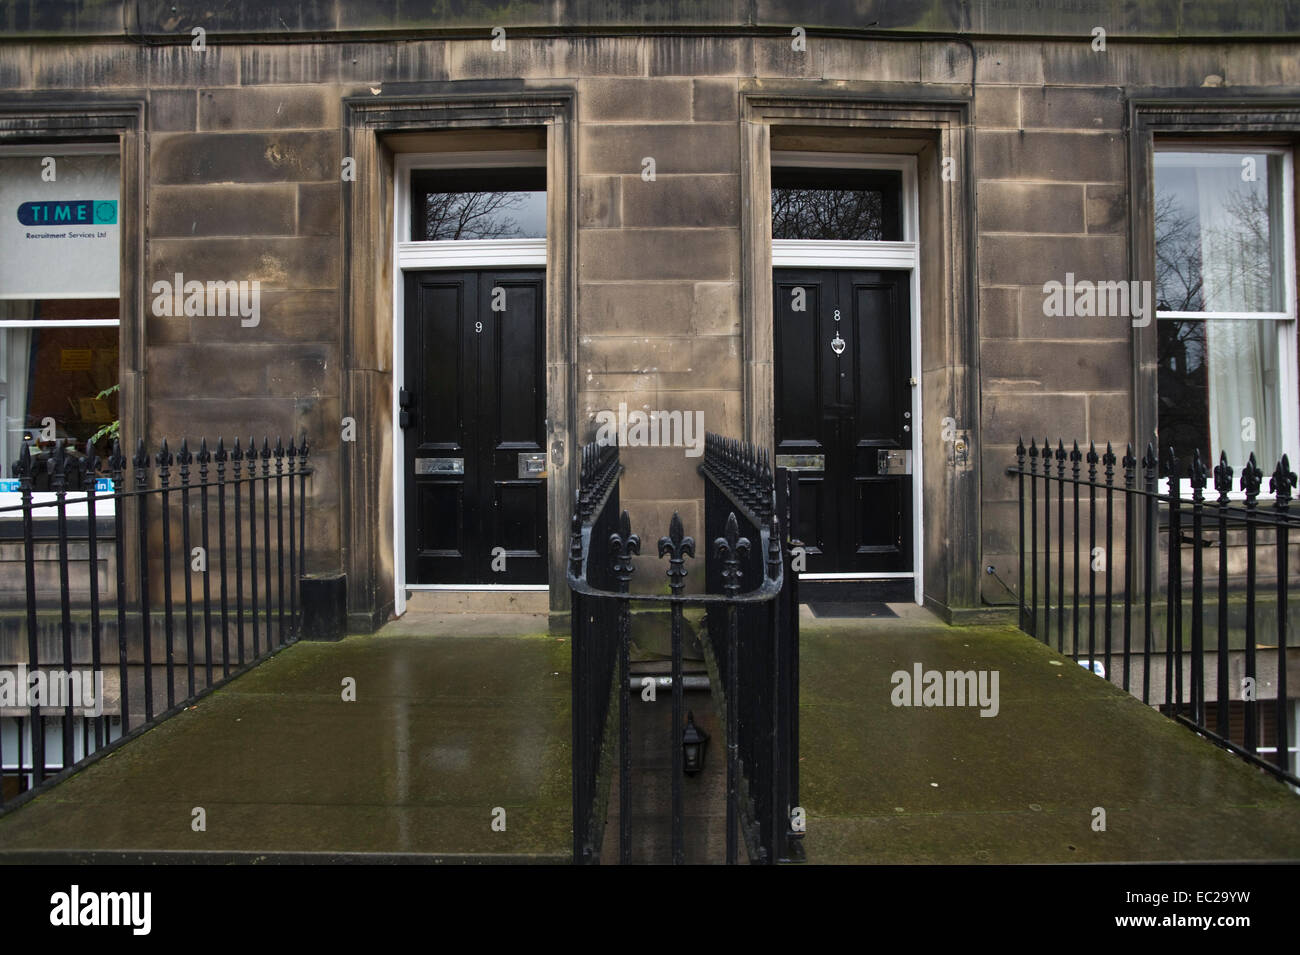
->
{"left": 2, "top": 10, "right": 1298, "bottom": 621}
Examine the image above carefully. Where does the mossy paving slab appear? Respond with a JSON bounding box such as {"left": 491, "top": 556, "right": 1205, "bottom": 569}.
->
{"left": 798, "top": 624, "right": 1300, "bottom": 863}
{"left": 0, "top": 633, "right": 573, "bottom": 856}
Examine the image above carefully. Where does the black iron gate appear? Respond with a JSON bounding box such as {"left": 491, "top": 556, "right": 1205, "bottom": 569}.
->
{"left": 567, "top": 433, "right": 804, "bottom": 864}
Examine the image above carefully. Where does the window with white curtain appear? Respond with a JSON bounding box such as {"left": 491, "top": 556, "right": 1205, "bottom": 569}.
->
{"left": 1155, "top": 147, "right": 1298, "bottom": 481}
{"left": 0, "top": 145, "right": 120, "bottom": 483}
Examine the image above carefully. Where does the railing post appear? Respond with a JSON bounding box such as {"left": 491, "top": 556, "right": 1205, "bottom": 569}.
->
{"left": 1241, "top": 453, "right": 1262, "bottom": 754}
{"left": 1016, "top": 438, "right": 1026, "bottom": 634}
{"left": 658, "top": 512, "right": 694, "bottom": 866}
{"left": 198, "top": 439, "right": 214, "bottom": 688}
{"left": 1070, "top": 442, "right": 1082, "bottom": 658}
{"left": 1103, "top": 443, "right": 1116, "bottom": 682}
{"left": 156, "top": 439, "right": 176, "bottom": 711}
{"left": 134, "top": 440, "right": 154, "bottom": 722}
{"left": 178, "top": 439, "right": 196, "bottom": 700}
{"left": 1164, "top": 449, "right": 1180, "bottom": 714}
{"left": 714, "top": 512, "right": 750, "bottom": 865}
{"left": 1189, "top": 451, "right": 1207, "bottom": 727}
{"left": 1270, "top": 456, "right": 1295, "bottom": 775}
{"left": 83, "top": 440, "right": 104, "bottom": 750}
{"left": 1213, "top": 452, "right": 1232, "bottom": 739}
{"left": 110, "top": 441, "right": 129, "bottom": 733}
{"left": 1141, "top": 443, "right": 1158, "bottom": 706}
{"left": 609, "top": 510, "right": 639, "bottom": 866}
{"left": 1122, "top": 445, "right": 1136, "bottom": 694}
{"left": 50, "top": 441, "right": 74, "bottom": 769}
{"left": 1029, "top": 440, "right": 1039, "bottom": 640}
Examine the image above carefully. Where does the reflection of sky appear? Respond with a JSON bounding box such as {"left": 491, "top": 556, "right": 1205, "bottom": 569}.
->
{"left": 509, "top": 191, "right": 547, "bottom": 237}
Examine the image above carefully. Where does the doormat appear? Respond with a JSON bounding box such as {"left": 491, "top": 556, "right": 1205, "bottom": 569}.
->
{"left": 807, "top": 601, "right": 898, "bottom": 619}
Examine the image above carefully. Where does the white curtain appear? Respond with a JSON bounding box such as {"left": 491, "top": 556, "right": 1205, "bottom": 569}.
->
{"left": 0, "top": 301, "right": 33, "bottom": 478}
{"left": 1196, "top": 159, "right": 1282, "bottom": 470}
{"left": 1206, "top": 320, "right": 1280, "bottom": 470}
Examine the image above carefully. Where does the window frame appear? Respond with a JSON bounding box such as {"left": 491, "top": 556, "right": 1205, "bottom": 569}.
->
{"left": 1152, "top": 141, "right": 1300, "bottom": 494}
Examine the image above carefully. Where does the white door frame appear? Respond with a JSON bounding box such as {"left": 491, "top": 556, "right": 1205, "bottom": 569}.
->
{"left": 391, "top": 150, "right": 548, "bottom": 616}
{"left": 770, "top": 151, "right": 923, "bottom": 604}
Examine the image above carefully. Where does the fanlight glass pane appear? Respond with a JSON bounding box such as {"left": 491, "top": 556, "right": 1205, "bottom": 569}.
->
{"left": 771, "top": 167, "right": 903, "bottom": 241}
{"left": 411, "top": 167, "right": 546, "bottom": 241}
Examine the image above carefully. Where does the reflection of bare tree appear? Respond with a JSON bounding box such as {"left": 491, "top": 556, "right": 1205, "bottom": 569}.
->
{"left": 422, "top": 191, "right": 530, "bottom": 240}
{"left": 1154, "top": 191, "right": 1202, "bottom": 312}
{"left": 772, "top": 187, "right": 885, "bottom": 240}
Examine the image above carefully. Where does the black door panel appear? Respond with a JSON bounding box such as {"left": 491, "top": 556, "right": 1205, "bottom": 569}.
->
{"left": 404, "top": 269, "right": 547, "bottom": 584}
{"left": 774, "top": 268, "right": 912, "bottom": 574}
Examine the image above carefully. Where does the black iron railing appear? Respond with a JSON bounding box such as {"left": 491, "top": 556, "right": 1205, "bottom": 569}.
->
{"left": 1008, "top": 438, "right": 1298, "bottom": 785}
{"left": 0, "top": 435, "right": 312, "bottom": 811}
{"left": 567, "top": 433, "right": 803, "bottom": 864}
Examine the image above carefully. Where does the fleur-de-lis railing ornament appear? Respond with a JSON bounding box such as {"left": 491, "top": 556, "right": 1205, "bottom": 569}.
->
{"left": 178, "top": 437, "right": 193, "bottom": 487}
{"left": 15, "top": 442, "right": 32, "bottom": 487}
{"left": 714, "top": 511, "right": 751, "bottom": 595}
{"left": 156, "top": 437, "right": 173, "bottom": 484}
{"left": 609, "top": 510, "right": 640, "bottom": 593}
{"left": 1141, "top": 441, "right": 1158, "bottom": 478}
{"left": 1240, "top": 452, "right": 1263, "bottom": 504}
{"left": 1189, "top": 448, "right": 1208, "bottom": 502}
{"left": 82, "top": 438, "right": 101, "bottom": 487}
{"left": 133, "top": 438, "right": 150, "bottom": 491}
{"left": 1162, "top": 446, "right": 1180, "bottom": 495}
{"left": 197, "top": 437, "right": 210, "bottom": 486}
{"left": 1270, "top": 454, "right": 1296, "bottom": 507}
{"left": 1213, "top": 450, "right": 1233, "bottom": 504}
{"left": 657, "top": 511, "right": 695, "bottom": 595}
{"left": 47, "top": 439, "right": 68, "bottom": 493}
{"left": 108, "top": 439, "right": 126, "bottom": 488}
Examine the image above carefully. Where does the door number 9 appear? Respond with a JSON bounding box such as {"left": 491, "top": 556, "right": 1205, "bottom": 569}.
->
{"left": 475, "top": 320, "right": 484, "bottom": 333}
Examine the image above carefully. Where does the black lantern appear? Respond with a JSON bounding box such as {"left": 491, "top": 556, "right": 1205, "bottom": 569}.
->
{"left": 682, "top": 710, "right": 709, "bottom": 776}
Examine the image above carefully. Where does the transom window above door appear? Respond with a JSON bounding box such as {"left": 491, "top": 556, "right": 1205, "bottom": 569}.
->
{"left": 410, "top": 165, "right": 546, "bottom": 241}
{"left": 771, "top": 165, "right": 903, "bottom": 241}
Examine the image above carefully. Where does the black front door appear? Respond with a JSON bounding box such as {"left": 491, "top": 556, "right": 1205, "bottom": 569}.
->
{"left": 403, "top": 269, "right": 547, "bottom": 585}
{"left": 773, "top": 268, "right": 913, "bottom": 576}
